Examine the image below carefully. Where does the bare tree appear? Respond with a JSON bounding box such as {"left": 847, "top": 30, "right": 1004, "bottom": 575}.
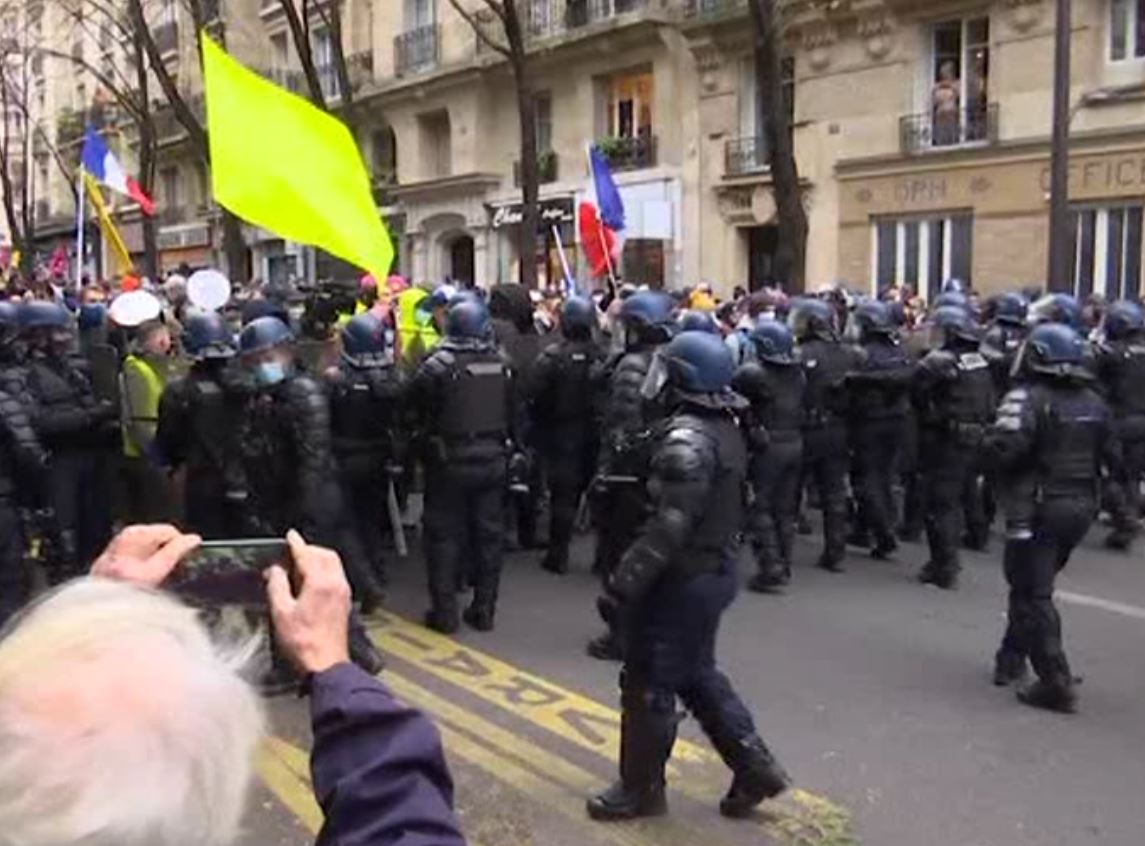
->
{"left": 749, "top": 0, "right": 807, "bottom": 290}
{"left": 447, "top": 0, "right": 539, "bottom": 288}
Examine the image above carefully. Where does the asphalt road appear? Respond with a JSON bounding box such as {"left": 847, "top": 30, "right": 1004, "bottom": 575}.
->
{"left": 244, "top": 519, "right": 1145, "bottom": 846}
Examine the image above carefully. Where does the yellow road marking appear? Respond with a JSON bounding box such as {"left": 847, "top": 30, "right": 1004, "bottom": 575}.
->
{"left": 372, "top": 614, "right": 855, "bottom": 845}
{"left": 387, "top": 672, "right": 706, "bottom": 846}
{"left": 255, "top": 737, "right": 324, "bottom": 834}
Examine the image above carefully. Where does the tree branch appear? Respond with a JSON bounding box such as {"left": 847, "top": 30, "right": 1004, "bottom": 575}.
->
{"left": 446, "top": 0, "right": 512, "bottom": 59}
{"left": 278, "top": 0, "right": 327, "bottom": 108}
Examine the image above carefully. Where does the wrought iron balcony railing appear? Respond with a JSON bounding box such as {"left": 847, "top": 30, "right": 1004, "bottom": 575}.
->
{"left": 899, "top": 103, "right": 999, "bottom": 154}
{"left": 394, "top": 25, "right": 439, "bottom": 76}
{"left": 725, "top": 136, "right": 768, "bottom": 175}
{"left": 566, "top": 0, "right": 647, "bottom": 29}
{"left": 513, "top": 150, "right": 560, "bottom": 186}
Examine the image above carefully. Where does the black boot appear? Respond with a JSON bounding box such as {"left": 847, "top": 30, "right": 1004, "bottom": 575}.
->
{"left": 541, "top": 546, "right": 569, "bottom": 575}
{"left": 424, "top": 598, "right": 459, "bottom": 634}
{"left": 587, "top": 701, "right": 675, "bottom": 821}
{"left": 917, "top": 561, "right": 958, "bottom": 590}
{"left": 718, "top": 735, "right": 791, "bottom": 818}
{"left": 870, "top": 536, "right": 898, "bottom": 561}
{"left": 816, "top": 554, "right": 845, "bottom": 573}
{"left": 348, "top": 615, "right": 386, "bottom": 676}
{"left": 748, "top": 568, "right": 789, "bottom": 594}
{"left": 1104, "top": 527, "right": 1136, "bottom": 551}
{"left": 1016, "top": 678, "right": 1077, "bottom": 714}
{"left": 463, "top": 602, "right": 495, "bottom": 632}
{"left": 993, "top": 649, "right": 1029, "bottom": 687}
{"left": 586, "top": 631, "right": 624, "bottom": 661}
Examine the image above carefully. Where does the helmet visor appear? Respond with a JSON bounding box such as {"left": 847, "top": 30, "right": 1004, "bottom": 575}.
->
{"left": 640, "top": 350, "right": 670, "bottom": 401}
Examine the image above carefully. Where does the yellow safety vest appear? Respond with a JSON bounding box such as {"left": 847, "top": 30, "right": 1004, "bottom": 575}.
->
{"left": 397, "top": 288, "right": 441, "bottom": 367}
{"left": 120, "top": 354, "right": 165, "bottom": 458}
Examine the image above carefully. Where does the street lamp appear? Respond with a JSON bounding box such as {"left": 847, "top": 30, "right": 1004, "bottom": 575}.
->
{"left": 1046, "top": 0, "right": 1071, "bottom": 292}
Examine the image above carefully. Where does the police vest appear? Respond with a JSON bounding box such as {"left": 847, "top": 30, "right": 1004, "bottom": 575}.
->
{"left": 120, "top": 354, "right": 165, "bottom": 458}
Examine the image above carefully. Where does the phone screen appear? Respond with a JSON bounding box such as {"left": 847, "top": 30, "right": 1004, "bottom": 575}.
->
{"left": 166, "top": 539, "right": 290, "bottom": 608}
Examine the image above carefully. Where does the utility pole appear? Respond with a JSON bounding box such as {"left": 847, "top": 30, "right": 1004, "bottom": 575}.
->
{"left": 1046, "top": 0, "right": 1072, "bottom": 291}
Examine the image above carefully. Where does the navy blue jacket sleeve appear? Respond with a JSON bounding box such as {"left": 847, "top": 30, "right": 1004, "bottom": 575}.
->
{"left": 310, "top": 663, "right": 467, "bottom": 846}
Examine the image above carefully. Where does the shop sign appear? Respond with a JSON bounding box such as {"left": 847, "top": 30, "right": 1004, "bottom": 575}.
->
{"left": 490, "top": 198, "right": 575, "bottom": 230}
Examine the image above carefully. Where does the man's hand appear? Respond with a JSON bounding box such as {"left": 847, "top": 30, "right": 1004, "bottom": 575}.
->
{"left": 91, "top": 524, "right": 202, "bottom": 587}
{"left": 265, "top": 530, "right": 352, "bottom": 674}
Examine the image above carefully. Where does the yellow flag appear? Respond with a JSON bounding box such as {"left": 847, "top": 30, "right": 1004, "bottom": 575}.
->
{"left": 201, "top": 35, "right": 393, "bottom": 280}
{"left": 85, "top": 171, "right": 134, "bottom": 275}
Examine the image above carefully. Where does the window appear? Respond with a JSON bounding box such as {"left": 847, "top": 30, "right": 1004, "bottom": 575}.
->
{"left": 534, "top": 93, "right": 552, "bottom": 152}
{"left": 270, "top": 33, "right": 288, "bottom": 70}
{"left": 621, "top": 239, "right": 665, "bottom": 289}
{"left": 1111, "top": 0, "right": 1145, "bottom": 61}
{"left": 160, "top": 166, "right": 180, "bottom": 209}
{"left": 1069, "top": 203, "right": 1144, "bottom": 299}
{"left": 371, "top": 126, "right": 397, "bottom": 178}
{"left": 737, "top": 55, "right": 794, "bottom": 168}
{"left": 405, "top": 0, "right": 434, "bottom": 29}
{"left": 529, "top": 0, "right": 553, "bottom": 35}
{"left": 928, "top": 18, "right": 990, "bottom": 146}
{"left": 312, "top": 28, "right": 340, "bottom": 100}
{"left": 417, "top": 110, "right": 451, "bottom": 178}
{"left": 606, "top": 69, "right": 653, "bottom": 139}
{"left": 871, "top": 213, "right": 973, "bottom": 301}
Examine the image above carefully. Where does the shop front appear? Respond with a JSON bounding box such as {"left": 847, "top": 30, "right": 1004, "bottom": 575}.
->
{"left": 488, "top": 196, "right": 577, "bottom": 290}
{"left": 837, "top": 139, "right": 1145, "bottom": 300}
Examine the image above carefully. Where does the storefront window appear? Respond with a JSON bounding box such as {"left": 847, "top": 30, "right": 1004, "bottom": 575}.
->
{"left": 872, "top": 214, "right": 972, "bottom": 302}
{"left": 621, "top": 239, "right": 665, "bottom": 289}
{"left": 1069, "top": 203, "right": 1144, "bottom": 300}
{"left": 1111, "top": 0, "right": 1145, "bottom": 61}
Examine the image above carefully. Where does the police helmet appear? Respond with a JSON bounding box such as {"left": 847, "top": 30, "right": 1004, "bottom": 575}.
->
{"left": 19, "top": 301, "right": 71, "bottom": 330}
{"left": 77, "top": 303, "right": 107, "bottom": 331}
{"left": 750, "top": 318, "right": 796, "bottom": 365}
{"left": 787, "top": 297, "right": 836, "bottom": 342}
{"left": 1028, "top": 293, "right": 1083, "bottom": 329}
{"left": 942, "top": 278, "right": 965, "bottom": 294}
{"left": 240, "top": 298, "right": 291, "bottom": 327}
{"left": 1021, "top": 322, "right": 1086, "bottom": 376}
{"left": 560, "top": 296, "right": 597, "bottom": 340}
{"left": 183, "top": 312, "right": 237, "bottom": 360}
{"left": 992, "top": 292, "right": 1029, "bottom": 327}
{"left": 239, "top": 315, "right": 293, "bottom": 356}
{"left": 445, "top": 297, "right": 492, "bottom": 340}
{"left": 677, "top": 309, "right": 721, "bottom": 335}
{"left": 852, "top": 300, "right": 894, "bottom": 337}
{"left": 341, "top": 312, "right": 392, "bottom": 366}
{"left": 930, "top": 305, "right": 979, "bottom": 346}
{"left": 662, "top": 330, "right": 736, "bottom": 394}
{"left": 0, "top": 301, "right": 20, "bottom": 346}
{"left": 620, "top": 290, "right": 675, "bottom": 345}
{"left": 1101, "top": 299, "right": 1145, "bottom": 341}
{"left": 933, "top": 291, "right": 969, "bottom": 312}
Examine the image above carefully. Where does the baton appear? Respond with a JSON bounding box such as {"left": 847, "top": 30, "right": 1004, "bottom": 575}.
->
{"left": 386, "top": 475, "right": 408, "bottom": 558}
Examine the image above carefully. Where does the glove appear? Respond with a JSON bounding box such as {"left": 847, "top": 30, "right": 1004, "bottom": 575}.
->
{"left": 90, "top": 400, "right": 118, "bottom": 424}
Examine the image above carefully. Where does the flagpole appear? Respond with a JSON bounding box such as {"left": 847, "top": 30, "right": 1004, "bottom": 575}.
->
{"left": 552, "top": 224, "right": 574, "bottom": 296}
{"left": 597, "top": 213, "right": 617, "bottom": 296}
{"left": 75, "top": 167, "right": 86, "bottom": 290}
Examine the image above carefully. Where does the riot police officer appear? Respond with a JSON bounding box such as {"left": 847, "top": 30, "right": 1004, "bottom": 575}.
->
{"left": 587, "top": 331, "right": 789, "bottom": 822}
{"left": 155, "top": 312, "right": 242, "bottom": 538}
{"left": 528, "top": 297, "right": 602, "bottom": 575}
{"left": 1094, "top": 300, "right": 1145, "bottom": 550}
{"left": 325, "top": 311, "right": 405, "bottom": 606}
{"left": 911, "top": 306, "right": 996, "bottom": 590}
{"left": 732, "top": 319, "right": 805, "bottom": 592}
{"left": 981, "top": 292, "right": 1029, "bottom": 395}
{"left": 410, "top": 297, "right": 514, "bottom": 633}
{"left": 233, "top": 315, "right": 385, "bottom": 675}
{"left": 21, "top": 301, "right": 117, "bottom": 582}
{"left": 988, "top": 322, "right": 1121, "bottom": 712}
{"left": 845, "top": 300, "right": 915, "bottom": 560}
{"left": 791, "top": 298, "right": 858, "bottom": 572}
{"left": 588, "top": 290, "right": 675, "bottom": 659}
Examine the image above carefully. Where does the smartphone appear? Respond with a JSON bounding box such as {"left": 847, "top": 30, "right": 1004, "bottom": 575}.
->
{"left": 167, "top": 539, "right": 290, "bottom": 608}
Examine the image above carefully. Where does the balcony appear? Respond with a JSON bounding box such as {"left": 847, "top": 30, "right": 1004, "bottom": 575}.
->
{"left": 725, "top": 136, "right": 768, "bottom": 175}
{"left": 267, "top": 67, "right": 305, "bottom": 93}
{"left": 34, "top": 200, "right": 49, "bottom": 223}
{"left": 56, "top": 108, "right": 86, "bottom": 148}
{"left": 513, "top": 150, "right": 560, "bottom": 187}
{"left": 684, "top": 0, "right": 747, "bottom": 18}
{"left": 566, "top": 0, "right": 647, "bottom": 28}
{"left": 596, "top": 134, "right": 656, "bottom": 172}
{"left": 346, "top": 50, "right": 374, "bottom": 90}
{"left": 153, "top": 21, "right": 179, "bottom": 56}
{"left": 394, "top": 25, "right": 439, "bottom": 77}
{"left": 158, "top": 206, "right": 189, "bottom": 226}
{"left": 899, "top": 104, "right": 999, "bottom": 155}
{"left": 152, "top": 94, "right": 205, "bottom": 142}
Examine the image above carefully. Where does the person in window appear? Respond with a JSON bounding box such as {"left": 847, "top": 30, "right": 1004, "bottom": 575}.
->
{"left": 931, "top": 61, "right": 961, "bottom": 146}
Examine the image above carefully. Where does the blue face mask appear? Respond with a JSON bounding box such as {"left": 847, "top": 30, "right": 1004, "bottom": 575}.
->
{"left": 253, "top": 360, "right": 287, "bottom": 386}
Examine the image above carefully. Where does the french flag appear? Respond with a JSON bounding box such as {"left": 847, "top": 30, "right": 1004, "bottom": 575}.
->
{"left": 580, "top": 144, "right": 625, "bottom": 280}
{"left": 81, "top": 127, "right": 156, "bottom": 216}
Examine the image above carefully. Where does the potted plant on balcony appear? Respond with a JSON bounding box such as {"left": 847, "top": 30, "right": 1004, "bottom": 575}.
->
{"left": 537, "top": 148, "right": 557, "bottom": 182}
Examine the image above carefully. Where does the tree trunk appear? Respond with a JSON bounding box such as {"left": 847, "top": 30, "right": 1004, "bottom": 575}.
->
{"left": 750, "top": 0, "right": 807, "bottom": 291}
{"left": 504, "top": 0, "right": 538, "bottom": 289}
{"left": 280, "top": 0, "right": 327, "bottom": 109}
{"left": 324, "top": 1, "right": 353, "bottom": 108}
{"left": 221, "top": 211, "right": 248, "bottom": 282}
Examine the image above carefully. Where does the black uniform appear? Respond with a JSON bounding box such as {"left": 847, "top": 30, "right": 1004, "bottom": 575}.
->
{"left": 732, "top": 359, "right": 805, "bottom": 588}
{"left": 798, "top": 337, "right": 859, "bottom": 571}
{"left": 911, "top": 343, "right": 996, "bottom": 587}
{"left": 593, "top": 402, "right": 787, "bottom": 817}
{"left": 846, "top": 336, "right": 915, "bottom": 556}
{"left": 25, "top": 351, "right": 116, "bottom": 581}
{"left": 155, "top": 362, "right": 244, "bottom": 538}
{"left": 981, "top": 323, "right": 1026, "bottom": 396}
{"left": 989, "top": 379, "right": 1119, "bottom": 707}
{"left": 325, "top": 359, "right": 406, "bottom": 597}
{"left": 411, "top": 337, "right": 513, "bottom": 632}
{"left": 529, "top": 336, "right": 603, "bottom": 573}
{"left": 0, "top": 387, "right": 47, "bottom": 624}
{"left": 1094, "top": 335, "right": 1145, "bottom": 546}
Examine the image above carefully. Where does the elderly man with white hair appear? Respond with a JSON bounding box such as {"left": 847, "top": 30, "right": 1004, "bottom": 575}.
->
{"left": 0, "top": 525, "right": 467, "bottom": 846}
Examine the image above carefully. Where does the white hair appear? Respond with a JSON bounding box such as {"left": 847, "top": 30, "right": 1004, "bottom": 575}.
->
{"left": 0, "top": 578, "right": 266, "bottom": 846}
